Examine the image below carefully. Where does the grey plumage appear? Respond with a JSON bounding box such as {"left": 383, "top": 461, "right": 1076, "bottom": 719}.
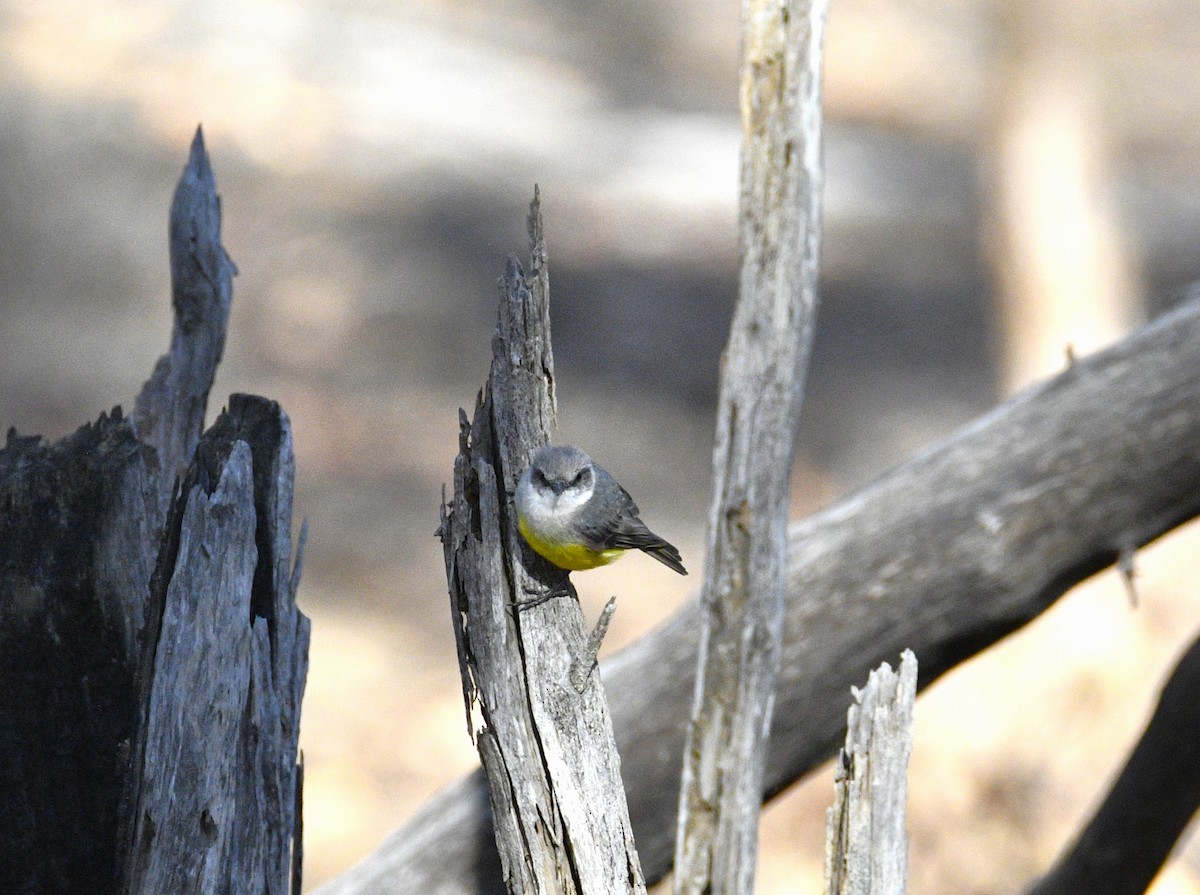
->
{"left": 516, "top": 445, "right": 687, "bottom": 575}
{"left": 577, "top": 465, "right": 686, "bottom": 574}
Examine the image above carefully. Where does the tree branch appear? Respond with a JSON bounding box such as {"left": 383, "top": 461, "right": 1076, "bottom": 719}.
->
{"left": 1026, "top": 631, "right": 1200, "bottom": 895}
{"left": 315, "top": 294, "right": 1200, "bottom": 895}
{"left": 134, "top": 125, "right": 237, "bottom": 503}
{"left": 675, "top": 1, "right": 828, "bottom": 891}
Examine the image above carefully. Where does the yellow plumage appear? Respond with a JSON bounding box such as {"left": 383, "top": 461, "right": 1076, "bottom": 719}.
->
{"left": 518, "top": 514, "right": 625, "bottom": 570}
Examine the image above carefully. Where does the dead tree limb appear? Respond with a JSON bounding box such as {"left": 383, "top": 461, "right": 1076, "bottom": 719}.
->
{"left": 0, "top": 130, "right": 308, "bottom": 895}
{"left": 134, "top": 126, "right": 237, "bottom": 504}
{"left": 438, "top": 192, "right": 645, "bottom": 895}
{"left": 824, "top": 650, "right": 916, "bottom": 895}
{"left": 1, "top": 410, "right": 159, "bottom": 894}
{"left": 674, "top": 2, "right": 827, "bottom": 892}
{"left": 123, "top": 395, "right": 309, "bottom": 894}
{"left": 1026, "top": 631, "right": 1200, "bottom": 895}
{"left": 316, "top": 293, "right": 1200, "bottom": 895}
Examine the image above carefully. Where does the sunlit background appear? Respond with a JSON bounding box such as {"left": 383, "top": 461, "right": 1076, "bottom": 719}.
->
{"left": 2, "top": 1, "right": 1199, "bottom": 892}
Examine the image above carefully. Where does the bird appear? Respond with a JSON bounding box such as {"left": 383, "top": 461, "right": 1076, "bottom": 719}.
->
{"left": 514, "top": 445, "right": 687, "bottom": 575}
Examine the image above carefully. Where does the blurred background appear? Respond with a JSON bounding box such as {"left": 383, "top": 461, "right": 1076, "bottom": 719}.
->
{"left": 1, "top": 0, "right": 1199, "bottom": 892}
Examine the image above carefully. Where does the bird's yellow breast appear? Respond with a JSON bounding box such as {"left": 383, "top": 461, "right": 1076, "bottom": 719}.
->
{"left": 517, "top": 514, "right": 625, "bottom": 571}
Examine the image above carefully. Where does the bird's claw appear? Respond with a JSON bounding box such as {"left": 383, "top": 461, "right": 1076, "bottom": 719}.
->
{"left": 509, "top": 584, "right": 574, "bottom": 613}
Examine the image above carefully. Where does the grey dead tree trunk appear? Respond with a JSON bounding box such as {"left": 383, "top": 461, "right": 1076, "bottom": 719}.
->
{"left": 315, "top": 291, "right": 1200, "bottom": 895}
{"left": 674, "top": 1, "right": 828, "bottom": 893}
{"left": 824, "top": 651, "right": 917, "bottom": 895}
{"left": 0, "top": 128, "right": 309, "bottom": 895}
{"left": 438, "top": 192, "right": 645, "bottom": 895}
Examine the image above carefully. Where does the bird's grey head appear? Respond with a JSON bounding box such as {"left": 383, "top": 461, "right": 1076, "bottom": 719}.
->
{"left": 518, "top": 445, "right": 597, "bottom": 515}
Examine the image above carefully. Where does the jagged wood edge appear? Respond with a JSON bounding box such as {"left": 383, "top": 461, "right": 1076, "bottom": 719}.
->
{"left": 439, "top": 191, "right": 645, "bottom": 895}
{"left": 823, "top": 650, "right": 916, "bottom": 895}
{"left": 133, "top": 125, "right": 236, "bottom": 507}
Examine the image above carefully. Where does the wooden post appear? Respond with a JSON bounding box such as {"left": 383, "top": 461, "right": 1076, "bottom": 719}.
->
{"left": 824, "top": 651, "right": 917, "bottom": 895}
{"left": 439, "top": 191, "right": 645, "bottom": 895}
{"left": 674, "top": 1, "right": 828, "bottom": 892}
{"left": 123, "top": 395, "right": 309, "bottom": 894}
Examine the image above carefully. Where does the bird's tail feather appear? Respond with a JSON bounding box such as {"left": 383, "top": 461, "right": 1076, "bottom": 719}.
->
{"left": 642, "top": 541, "right": 687, "bottom": 575}
{"left": 609, "top": 520, "right": 688, "bottom": 575}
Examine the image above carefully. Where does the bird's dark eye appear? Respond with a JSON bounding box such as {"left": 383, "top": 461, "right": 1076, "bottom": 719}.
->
{"left": 533, "top": 469, "right": 546, "bottom": 485}
{"left": 571, "top": 470, "right": 588, "bottom": 486}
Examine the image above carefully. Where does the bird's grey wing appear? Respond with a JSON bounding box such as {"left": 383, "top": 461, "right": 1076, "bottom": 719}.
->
{"left": 575, "top": 469, "right": 642, "bottom": 549}
{"left": 578, "top": 469, "right": 687, "bottom": 574}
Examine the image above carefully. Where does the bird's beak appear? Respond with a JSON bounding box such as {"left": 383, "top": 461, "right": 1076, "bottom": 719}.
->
{"left": 549, "top": 481, "right": 566, "bottom": 496}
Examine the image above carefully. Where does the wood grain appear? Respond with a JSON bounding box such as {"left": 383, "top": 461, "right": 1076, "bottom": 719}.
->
{"left": 439, "top": 192, "right": 645, "bottom": 895}
{"left": 675, "top": 1, "right": 828, "bottom": 891}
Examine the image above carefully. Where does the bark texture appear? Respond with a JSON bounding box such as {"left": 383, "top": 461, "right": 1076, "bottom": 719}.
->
{"left": 134, "top": 127, "right": 237, "bottom": 504}
{"left": 824, "top": 651, "right": 916, "bottom": 895}
{"left": 0, "top": 128, "right": 308, "bottom": 895}
{"left": 316, "top": 293, "right": 1200, "bottom": 895}
{"left": 123, "top": 395, "right": 309, "bottom": 894}
{"left": 675, "top": 1, "right": 827, "bottom": 891}
{"left": 1, "top": 410, "right": 157, "bottom": 893}
{"left": 438, "top": 192, "right": 645, "bottom": 895}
